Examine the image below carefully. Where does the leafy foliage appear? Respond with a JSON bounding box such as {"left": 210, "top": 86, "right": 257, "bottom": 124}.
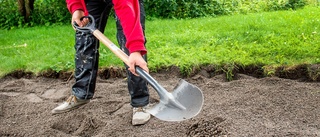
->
{"left": 144, "top": 0, "right": 310, "bottom": 19}
{"left": 0, "top": 0, "right": 70, "bottom": 29}
{"left": 0, "top": 0, "right": 315, "bottom": 29}
{"left": 0, "top": 0, "right": 25, "bottom": 29}
{"left": 31, "top": 0, "right": 71, "bottom": 26}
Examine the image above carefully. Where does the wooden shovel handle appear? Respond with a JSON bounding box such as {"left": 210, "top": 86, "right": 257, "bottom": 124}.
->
{"left": 93, "top": 30, "right": 130, "bottom": 66}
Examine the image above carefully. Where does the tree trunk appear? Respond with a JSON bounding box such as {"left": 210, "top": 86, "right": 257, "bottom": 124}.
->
{"left": 17, "top": 0, "right": 26, "bottom": 18}
{"left": 25, "top": 0, "right": 35, "bottom": 19}
{"left": 17, "top": 0, "right": 35, "bottom": 21}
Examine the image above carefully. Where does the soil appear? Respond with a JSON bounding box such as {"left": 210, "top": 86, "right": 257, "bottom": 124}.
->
{"left": 0, "top": 67, "right": 320, "bottom": 137}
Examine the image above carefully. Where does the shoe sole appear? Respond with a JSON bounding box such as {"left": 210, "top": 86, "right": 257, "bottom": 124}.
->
{"left": 132, "top": 115, "right": 151, "bottom": 126}
{"left": 51, "top": 102, "right": 89, "bottom": 115}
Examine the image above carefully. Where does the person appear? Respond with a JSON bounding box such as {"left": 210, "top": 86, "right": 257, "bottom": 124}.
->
{"left": 51, "top": 0, "right": 151, "bottom": 126}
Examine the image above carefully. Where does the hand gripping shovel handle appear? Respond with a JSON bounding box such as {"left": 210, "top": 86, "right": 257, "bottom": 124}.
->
{"left": 73, "top": 15, "right": 136, "bottom": 69}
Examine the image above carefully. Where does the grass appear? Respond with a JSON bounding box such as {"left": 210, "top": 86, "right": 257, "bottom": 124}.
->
{"left": 147, "top": 6, "right": 320, "bottom": 73}
{"left": 0, "top": 6, "right": 319, "bottom": 77}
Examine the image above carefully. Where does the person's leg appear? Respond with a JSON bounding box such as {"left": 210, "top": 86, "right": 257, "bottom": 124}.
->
{"left": 115, "top": 0, "right": 150, "bottom": 126}
{"left": 72, "top": 0, "right": 113, "bottom": 100}
{"left": 52, "top": 0, "right": 113, "bottom": 114}
{"left": 116, "top": 0, "right": 149, "bottom": 108}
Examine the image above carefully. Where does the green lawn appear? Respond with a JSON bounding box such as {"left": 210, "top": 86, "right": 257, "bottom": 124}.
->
{"left": 0, "top": 6, "right": 319, "bottom": 77}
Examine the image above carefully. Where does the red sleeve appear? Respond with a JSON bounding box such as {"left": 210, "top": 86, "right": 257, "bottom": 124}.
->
{"left": 112, "top": 0, "right": 147, "bottom": 55}
{"left": 65, "top": 0, "right": 88, "bottom": 15}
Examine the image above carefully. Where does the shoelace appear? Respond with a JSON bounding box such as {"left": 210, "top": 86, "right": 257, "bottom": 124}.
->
{"left": 66, "top": 95, "right": 77, "bottom": 104}
{"left": 133, "top": 107, "right": 144, "bottom": 112}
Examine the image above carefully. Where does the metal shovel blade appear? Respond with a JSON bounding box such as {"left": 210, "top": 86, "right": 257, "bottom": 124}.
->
{"left": 146, "top": 79, "right": 204, "bottom": 121}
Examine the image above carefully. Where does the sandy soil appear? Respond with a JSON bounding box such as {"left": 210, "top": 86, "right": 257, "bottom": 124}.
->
{"left": 0, "top": 70, "right": 319, "bottom": 136}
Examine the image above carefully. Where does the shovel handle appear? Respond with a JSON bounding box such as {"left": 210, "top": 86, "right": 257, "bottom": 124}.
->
{"left": 93, "top": 30, "right": 162, "bottom": 91}
{"left": 73, "top": 15, "right": 96, "bottom": 33}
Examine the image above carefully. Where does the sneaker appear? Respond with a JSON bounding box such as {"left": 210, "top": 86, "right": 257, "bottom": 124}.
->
{"left": 51, "top": 95, "right": 90, "bottom": 114}
{"left": 132, "top": 106, "right": 151, "bottom": 126}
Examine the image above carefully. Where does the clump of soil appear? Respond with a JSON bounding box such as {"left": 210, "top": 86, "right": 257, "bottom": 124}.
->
{"left": 187, "top": 117, "right": 228, "bottom": 136}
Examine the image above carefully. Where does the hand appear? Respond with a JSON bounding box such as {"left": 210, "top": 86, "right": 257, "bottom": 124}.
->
{"left": 71, "top": 10, "right": 89, "bottom": 29}
{"left": 128, "top": 52, "right": 148, "bottom": 76}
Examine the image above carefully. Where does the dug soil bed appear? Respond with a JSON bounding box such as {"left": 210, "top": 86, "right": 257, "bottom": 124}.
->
{"left": 0, "top": 65, "right": 320, "bottom": 136}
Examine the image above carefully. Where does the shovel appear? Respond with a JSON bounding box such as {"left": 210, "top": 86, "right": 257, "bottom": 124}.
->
{"left": 73, "top": 15, "right": 204, "bottom": 121}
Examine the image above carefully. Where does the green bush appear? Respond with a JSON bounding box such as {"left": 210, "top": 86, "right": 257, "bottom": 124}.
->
{"left": 143, "top": 0, "right": 236, "bottom": 18}
{"left": 0, "top": 0, "right": 70, "bottom": 29}
{"left": 0, "top": 0, "right": 312, "bottom": 29}
{"left": 144, "top": 0, "right": 309, "bottom": 19}
{"left": 31, "top": 0, "right": 71, "bottom": 26}
{"left": 0, "top": 0, "right": 25, "bottom": 29}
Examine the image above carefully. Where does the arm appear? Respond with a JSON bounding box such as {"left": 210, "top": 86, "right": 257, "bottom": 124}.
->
{"left": 113, "top": 0, "right": 148, "bottom": 75}
{"left": 66, "top": 0, "right": 88, "bottom": 15}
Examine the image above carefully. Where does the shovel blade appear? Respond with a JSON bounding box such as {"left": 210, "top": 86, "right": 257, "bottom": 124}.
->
{"left": 146, "top": 79, "right": 203, "bottom": 121}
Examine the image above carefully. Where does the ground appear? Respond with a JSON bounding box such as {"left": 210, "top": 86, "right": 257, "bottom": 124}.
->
{"left": 0, "top": 68, "right": 319, "bottom": 136}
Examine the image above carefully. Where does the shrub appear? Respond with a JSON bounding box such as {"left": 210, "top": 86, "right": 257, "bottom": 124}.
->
{"left": 0, "top": 0, "right": 25, "bottom": 29}
{"left": 31, "top": 0, "right": 71, "bottom": 26}
{"left": 144, "top": 0, "right": 308, "bottom": 19}
{"left": 0, "top": 0, "right": 311, "bottom": 29}
{"left": 0, "top": 0, "right": 70, "bottom": 29}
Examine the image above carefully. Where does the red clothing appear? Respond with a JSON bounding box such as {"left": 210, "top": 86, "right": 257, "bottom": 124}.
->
{"left": 66, "top": 0, "right": 147, "bottom": 55}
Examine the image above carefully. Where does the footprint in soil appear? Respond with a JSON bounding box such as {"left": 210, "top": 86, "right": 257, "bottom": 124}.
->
{"left": 0, "top": 94, "right": 9, "bottom": 117}
{"left": 0, "top": 79, "right": 25, "bottom": 92}
{"left": 186, "top": 117, "right": 228, "bottom": 136}
{"left": 51, "top": 114, "right": 103, "bottom": 136}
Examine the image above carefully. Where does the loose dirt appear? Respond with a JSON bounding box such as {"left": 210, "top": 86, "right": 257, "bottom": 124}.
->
{"left": 0, "top": 69, "right": 319, "bottom": 136}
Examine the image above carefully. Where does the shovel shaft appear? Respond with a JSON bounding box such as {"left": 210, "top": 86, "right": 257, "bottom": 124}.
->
{"left": 93, "top": 30, "right": 129, "bottom": 65}
{"left": 93, "top": 29, "right": 161, "bottom": 91}
{"left": 135, "top": 67, "right": 169, "bottom": 98}
{"left": 136, "top": 67, "right": 186, "bottom": 110}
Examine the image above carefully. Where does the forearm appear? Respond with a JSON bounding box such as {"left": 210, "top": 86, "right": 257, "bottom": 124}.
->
{"left": 66, "top": 0, "right": 88, "bottom": 15}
